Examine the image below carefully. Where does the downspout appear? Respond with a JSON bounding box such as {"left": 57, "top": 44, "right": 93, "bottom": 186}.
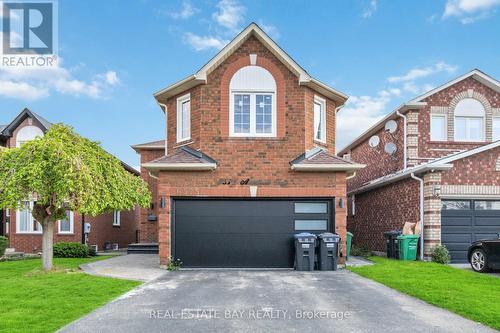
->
{"left": 396, "top": 110, "right": 407, "bottom": 170}
{"left": 157, "top": 102, "right": 168, "bottom": 155}
{"left": 410, "top": 173, "right": 424, "bottom": 261}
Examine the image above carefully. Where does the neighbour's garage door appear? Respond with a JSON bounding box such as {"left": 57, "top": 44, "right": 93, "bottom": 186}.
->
{"left": 173, "top": 199, "right": 333, "bottom": 268}
{"left": 441, "top": 199, "right": 500, "bottom": 263}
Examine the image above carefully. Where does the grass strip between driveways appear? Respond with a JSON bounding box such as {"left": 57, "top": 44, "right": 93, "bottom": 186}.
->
{"left": 347, "top": 256, "right": 500, "bottom": 331}
{"left": 0, "top": 256, "right": 141, "bottom": 333}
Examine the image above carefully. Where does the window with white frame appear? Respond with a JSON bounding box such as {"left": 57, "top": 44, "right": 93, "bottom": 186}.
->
{"left": 493, "top": 117, "right": 500, "bottom": 142}
{"left": 430, "top": 114, "right": 447, "bottom": 141}
{"left": 229, "top": 66, "right": 276, "bottom": 137}
{"left": 58, "top": 211, "right": 74, "bottom": 234}
{"left": 351, "top": 195, "right": 356, "bottom": 216}
{"left": 113, "top": 210, "right": 121, "bottom": 226}
{"left": 16, "top": 201, "right": 42, "bottom": 234}
{"left": 16, "top": 125, "right": 44, "bottom": 147}
{"left": 454, "top": 98, "right": 485, "bottom": 142}
{"left": 176, "top": 93, "right": 191, "bottom": 142}
{"left": 314, "top": 96, "right": 326, "bottom": 143}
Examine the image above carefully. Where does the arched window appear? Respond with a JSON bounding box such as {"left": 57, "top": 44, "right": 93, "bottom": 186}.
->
{"left": 229, "top": 66, "right": 276, "bottom": 137}
{"left": 16, "top": 125, "right": 44, "bottom": 147}
{"left": 454, "top": 98, "right": 485, "bottom": 142}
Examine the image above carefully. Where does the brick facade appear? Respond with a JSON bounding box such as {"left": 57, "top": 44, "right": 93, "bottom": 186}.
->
{"left": 139, "top": 32, "right": 352, "bottom": 266}
{"left": 347, "top": 178, "right": 419, "bottom": 252}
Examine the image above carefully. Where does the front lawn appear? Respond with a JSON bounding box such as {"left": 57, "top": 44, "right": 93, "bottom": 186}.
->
{"left": 0, "top": 257, "right": 141, "bottom": 333}
{"left": 348, "top": 257, "right": 500, "bottom": 331}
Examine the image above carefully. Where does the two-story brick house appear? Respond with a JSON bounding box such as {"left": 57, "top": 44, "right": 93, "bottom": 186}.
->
{"left": 1, "top": 108, "right": 139, "bottom": 253}
{"left": 132, "top": 23, "right": 364, "bottom": 267}
{"left": 340, "top": 69, "right": 500, "bottom": 263}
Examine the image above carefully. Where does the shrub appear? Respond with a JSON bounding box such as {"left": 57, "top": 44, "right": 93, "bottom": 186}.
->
{"left": 87, "top": 246, "right": 97, "bottom": 257}
{"left": 53, "top": 242, "right": 89, "bottom": 258}
{"left": 431, "top": 245, "right": 451, "bottom": 264}
{"left": 166, "top": 257, "right": 183, "bottom": 271}
{"left": 350, "top": 245, "right": 372, "bottom": 257}
{"left": 0, "top": 236, "right": 7, "bottom": 257}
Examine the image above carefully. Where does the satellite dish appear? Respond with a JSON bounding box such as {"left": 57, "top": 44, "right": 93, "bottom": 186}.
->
{"left": 368, "top": 135, "right": 380, "bottom": 148}
{"left": 385, "top": 120, "right": 398, "bottom": 133}
{"left": 384, "top": 142, "right": 397, "bottom": 155}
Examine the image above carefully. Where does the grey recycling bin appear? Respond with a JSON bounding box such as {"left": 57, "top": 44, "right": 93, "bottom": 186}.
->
{"left": 294, "top": 233, "right": 316, "bottom": 271}
{"left": 318, "top": 233, "right": 340, "bottom": 271}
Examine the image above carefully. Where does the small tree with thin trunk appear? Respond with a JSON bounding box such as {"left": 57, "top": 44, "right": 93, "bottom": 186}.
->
{"left": 0, "top": 124, "right": 151, "bottom": 270}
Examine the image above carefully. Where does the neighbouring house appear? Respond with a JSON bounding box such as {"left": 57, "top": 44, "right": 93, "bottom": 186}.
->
{"left": 132, "top": 23, "right": 364, "bottom": 268}
{"left": 0, "top": 108, "right": 139, "bottom": 253}
{"left": 340, "top": 69, "right": 500, "bottom": 263}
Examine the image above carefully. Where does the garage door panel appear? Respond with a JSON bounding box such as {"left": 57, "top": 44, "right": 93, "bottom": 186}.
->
{"left": 174, "top": 199, "right": 332, "bottom": 268}
{"left": 474, "top": 233, "right": 500, "bottom": 241}
{"left": 442, "top": 217, "right": 472, "bottom": 227}
{"left": 441, "top": 233, "right": 471, "bottom": 243}
{"left": 442, "top": 199, "right": 500, "bottom": 263}
{"left": 175, "top": 234, "right": 294, "bottom": 268}
{"left": 448, "top": 250, "right": 468, "bottom": 262}
{"left": 175, "top": 200, "right": 294, "bottom": 217}
{"left": 175, "top": 216, "right": 293, "bottom": 234}
{"left": 475, "top": 217, "right": 500, "bottom": 226}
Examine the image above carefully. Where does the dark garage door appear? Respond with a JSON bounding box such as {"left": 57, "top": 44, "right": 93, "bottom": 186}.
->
{"left": 442, "top": 199, "right": 500, "bottom": 263}
{"left": 173, "top": 199, "right": 333, "bottom": 268}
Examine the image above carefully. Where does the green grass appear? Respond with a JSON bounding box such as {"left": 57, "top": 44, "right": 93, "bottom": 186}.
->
{"left": 348, "top": 257, "right": 500, "bottom": 330}
{"left": 0, "top": 257, "right": 141, "bottom": 333}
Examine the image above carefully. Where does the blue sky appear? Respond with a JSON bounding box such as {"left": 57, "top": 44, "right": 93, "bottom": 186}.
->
{"left": 1, "top": 0, "right": 500, "bottom": 168}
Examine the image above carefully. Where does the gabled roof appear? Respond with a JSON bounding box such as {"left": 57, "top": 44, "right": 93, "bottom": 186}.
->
{"left": 1, "top": 108, "right": 52, "bottom": 136}
{"left": 338, "top": 69, "right": 500, "bottom": 156}
{"left": 290, "top": 148, "right": 365, "bottom": 175}
{"left": 142, "top": 146, "right": 217, "bottom": 172}
{"left": 349, "top": 140, "right": 500, "bottom": 195}
{"left": 131, "top": 139, "right": 165, "bottom": 151}
{"left": 153, "top": 22, "right": 348, "bottom": 106}
{"left": 408, "top": 69, "right": 500, "bottom": 104}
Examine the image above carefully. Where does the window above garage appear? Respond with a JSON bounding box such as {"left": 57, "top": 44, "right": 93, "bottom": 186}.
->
{"left": 454, "top": 98, "right": 485, "bottom": 142}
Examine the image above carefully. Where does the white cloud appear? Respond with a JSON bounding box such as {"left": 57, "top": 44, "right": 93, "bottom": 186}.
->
{"left": 212, "top": 0, "right": 245, "bottom": 31}
{"left": 258, "top": 21, "right": 280, "bottom": 40}
{"left": 362, "top": 0, "right": 378, "bottom": 18}
{"left": 0, "top": 80, "right": 49, "bottom": 100}
{"left": 336, "top": 89, "right": 399, "bottom": 150}
{"left": 387, "top": 62, "right": 457, "bottom": 83}
{"left": 443, "top": 0, "right": 500, "bottom": 23}
{"left": 103, "top": 71, "right": 120, "bottom": 85}
{"left": 0, "top": 60, "right": 120, "bottom": 101}
{"left": 183, "top": 32, "right": 228, "bottom": 51}
{"left": 169, "top": 1, "right": 198, "bottom": 19}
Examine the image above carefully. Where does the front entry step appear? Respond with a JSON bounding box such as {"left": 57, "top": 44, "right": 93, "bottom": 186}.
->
{"left": 127, "top": 243, "right": 159, "bottom": 254}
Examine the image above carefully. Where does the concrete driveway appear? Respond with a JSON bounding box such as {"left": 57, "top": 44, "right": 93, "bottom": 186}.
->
{"left": 60, "top": 270, "right": 495, "bottom": 333}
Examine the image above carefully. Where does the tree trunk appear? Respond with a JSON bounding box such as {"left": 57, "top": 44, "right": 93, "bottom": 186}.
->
{"left": 41, "top": 219, "right": 54, "bottom": 271}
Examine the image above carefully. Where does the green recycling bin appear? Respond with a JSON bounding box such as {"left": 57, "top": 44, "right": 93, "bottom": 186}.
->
{"left": 346, "top": 232, "right": 353, "bottom": 259}
{"left": 397, "top": 235, "right": 419, "bottom": 261}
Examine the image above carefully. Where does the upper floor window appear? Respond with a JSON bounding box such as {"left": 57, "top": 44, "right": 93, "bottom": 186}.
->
{"left": 493, "top": 117, "right": 500, "bottom": 142}
{"left": 314, "top": 96, "right": 326, "bottom": 143}
{"left": 430, "top": 114, "right": 447, "bottom": 141}
{"left": 176, "top": 93, "right": 191, "bottom": 142}
{"left": 16, "top": 125, "right": 44, "bottom": 147}
{"left": 454, "top": 98, "right": 485, "bottom": 142}
{"left": 229, "top": 66, "right": 276, "bottom": 137}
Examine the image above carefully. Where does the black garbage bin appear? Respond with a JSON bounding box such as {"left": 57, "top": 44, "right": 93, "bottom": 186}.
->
{"left": 383, "top": 230, "right": 402, "bottom": 259}
{"left": 294, "top": 233, "right": 316, "bottom": 271}
{"left": 317, "top": 233, "right": 340, "bottom": 271}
